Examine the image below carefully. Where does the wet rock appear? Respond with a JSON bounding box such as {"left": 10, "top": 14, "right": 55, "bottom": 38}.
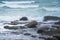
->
{"left": 11, "top": 32, "right": 20, "bottom": 35}
{"left": 43, "top": 16, "right": 60, "bottom": 21}
{"left": 55, "top": 21, "right": 60, "bottom": 25}
{"left": 4, "top": 26, "right": 9, "bottom": 29}
{"left": 45, "top": 37, "right": 57, "bottom": 40}
{"left": 24, "top": 33, "right": 31, "bottom": 36}
{"left": 10, "top": 20, "right": 19, "bottom": 25}
{"left": 37, "top": 30, "right": 44, "bottom": 33}
{"left": 4, "top": 26, "right": 18, "bottom": 30}
{"left": 31, "top": 35, "right": 37, "bottom": 38}
{"left": 52, "top": 25, "right": 60, "bottom": 29}
{"left": 53, "top": 34, "right": 60, "bottom": 40}
{"left": 20, "top": 17, "right": 28, "bottom": 21}
{"left": 25, "top": 21, "right": 37, "bottom": 28}
{"left": 19, "top": 26, "right": 26, "bottom": 29}
{"left": 39, "top": 37, "right": 46, "bottom": 39}
{"left": 37, "top": 26, "right": 49, "bottom": 34}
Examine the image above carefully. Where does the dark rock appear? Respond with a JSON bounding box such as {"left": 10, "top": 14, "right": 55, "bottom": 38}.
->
{"left": 52, "top": 25, "right": 60, "bottom": 29}
{"left": 4, "top": 26, "right": 9, "bottom": 29}
{"left": 31, "top": 35, "right": 37, "bottom": 38}
{"left": 24, "top": 33, "right": 31, "bottom": 36}
{"left": 10, "top": 20, "right": 19, "bottom": 25}
{"left": 11, "top": 32, "right": 20, "bottom": 35}
{"left": 55, "top": 21, "right": 60, "bottom": 25}
{"left": 39, "top": 37, "right": 46, "bottom": 39}
{"left": 45, "top": 37, "right": 57, "bottom": 40}
{"left": 20, "top": 17, "right": 28, "bottom": 21}
{"left": 37, "top": 26, "right": 49, "bottom": 34}
{"left": 4, "top": 26, "right": 18, "bottom": 30}
{"left": 43, "top": 16, "right": 60, "bottom": 21}
{"left": 25, "top": 21, "right": 37, "bottom": 28}
{"left": 53, "top": 35, "right": 60, "bottom": 40}
{"left": 19, "top": 26, "right": 26, "bottom": 29}
{"left": 37, "top": 30, "right": 44, "bottom": 33}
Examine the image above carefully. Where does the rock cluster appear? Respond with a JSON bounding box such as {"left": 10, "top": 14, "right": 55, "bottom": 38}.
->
{"left": 4, "top": 16, "right": 60, "bottom": 40}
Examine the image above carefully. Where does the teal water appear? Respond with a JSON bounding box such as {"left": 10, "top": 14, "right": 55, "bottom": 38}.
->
{"left": 0, "top": 0, "right": 60, "bottom": 20}
{"left": 0, "top": 0, "right": 60, "bottom": 17}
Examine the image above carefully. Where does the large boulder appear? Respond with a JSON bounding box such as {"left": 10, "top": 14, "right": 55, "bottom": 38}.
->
{"left": 43, "top": 16, "right": 60, "bottom": 21}
{"left": 20, "top": 17, "right": 28, "bottom": 21}
{"left": 25, "top": 21, "right": 37, "bottom": 28}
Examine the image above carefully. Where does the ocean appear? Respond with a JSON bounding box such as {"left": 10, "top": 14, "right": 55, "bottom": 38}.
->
{"left": 0, "top": 0, "right": 60, "bottom": 21}
{"left": 0, "top": 0, "right": 60, "bottom": 40}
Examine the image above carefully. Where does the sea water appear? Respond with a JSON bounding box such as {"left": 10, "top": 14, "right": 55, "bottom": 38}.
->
{"left": 0, "top": 0, "right": 60, "bottom": 40}
{"left": 0, "top": 0, "right": 60, "bottom": 21}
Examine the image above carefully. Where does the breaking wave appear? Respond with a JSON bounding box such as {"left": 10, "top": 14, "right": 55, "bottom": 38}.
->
{"left": 42, "top": 7, "right": 60, "bottom": 11}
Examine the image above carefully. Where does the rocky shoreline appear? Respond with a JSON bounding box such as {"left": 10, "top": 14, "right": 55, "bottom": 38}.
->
{"left": 3, "top": 16, "right": 60, "bottom": 40}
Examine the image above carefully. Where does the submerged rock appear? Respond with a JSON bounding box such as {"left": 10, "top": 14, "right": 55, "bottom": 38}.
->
{"left": 4, "top": 26, "right": 18, "bottom": 30}
{"left": 25, "top": 21, "right": 37, "bottom": 28}
{"left": 43, "top": 16, "right": 60, "bottom": 21}
{"left": 20, "top": 17, "right": 28, "bottom": 21}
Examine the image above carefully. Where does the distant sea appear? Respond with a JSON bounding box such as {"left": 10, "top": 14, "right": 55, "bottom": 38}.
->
{"left": 0, "top": 0, "right": 60, "bottom": 21}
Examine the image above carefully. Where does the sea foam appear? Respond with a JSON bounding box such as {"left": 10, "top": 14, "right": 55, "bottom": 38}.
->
{"left": 42, "top": 7, "right": 60, "bottom": 11}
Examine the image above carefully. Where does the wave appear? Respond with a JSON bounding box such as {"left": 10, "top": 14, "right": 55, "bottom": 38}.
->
{"left": 42, "top": 7, "right": 60, "bottom": 11}
{"left": 5, "top": 5, "right": 39, "bottom": 8}
{"left": 0, "top": 4, "right": 39, "bottom": 8}
{"left": 2, "top": 1, "right": 35, "bottom": 4}
{"left": 0, "top": 1, "right": 39, "bottom": 8}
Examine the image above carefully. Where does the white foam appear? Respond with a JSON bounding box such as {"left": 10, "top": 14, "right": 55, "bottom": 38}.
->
{"left": 2, "top": 1, "right": 35, "bottom": 4}
{"left": 0, "top": 4, "right": 5, "bottom": 7}
{"left": 42, "top": 7, "right": 60, "bottom": 11}
{"left": 1, "top": 1, "right": 39, "bottom": 8}
{"left": 4, "top": 4, "right": 39, "bottom": 8}
{"left": 2, "top": 4, "right": 39, "bottom": 8}
{"left": 0, "top": 16, "right": 43, "bottom": 22}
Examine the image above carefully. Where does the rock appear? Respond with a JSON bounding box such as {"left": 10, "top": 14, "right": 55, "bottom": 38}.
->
{"left": 31, "top": 35, "right": 37, "bottom": 38}
{"left": 45, "top": 37, "right": 57, "bottom": 40}
{"left": 20, "top": 17, "right": 28, "bottom": 21}
{"left": 55, "top": 21, "right": 60, "bottom": 25}
{"left": 11, "top": 32, "right": 20, "bottom": 35}
{"left": 37, "top": 30, "right": 44, "bottom": 33}
{"left": 37, "top": 26, "right": 49, "bottom": 34}
{"left": 24, "top": 33, "right": 31, "bottom": 36}
{"left": 19, "top": 26, "right": 26, "bottom": 29}
{"left": 4, "top": 26, "right": 18, "bottom": 30}
{"left": 10, "top": 20, "right": 19, "bottom": 25}
{"left": 25, "top": 21, "right": 37, "bottom": 28}
{"left": 52, "top": 25, "right": 60, "bottom": 29}
{"left": 43, "top": 16, "right": 60, "bottom": 21}
{"left": 53, "top": 35, "right": 60, "bottom": 40}
{"left": 4, "top": 26, "right": 9, "bottom": 29}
